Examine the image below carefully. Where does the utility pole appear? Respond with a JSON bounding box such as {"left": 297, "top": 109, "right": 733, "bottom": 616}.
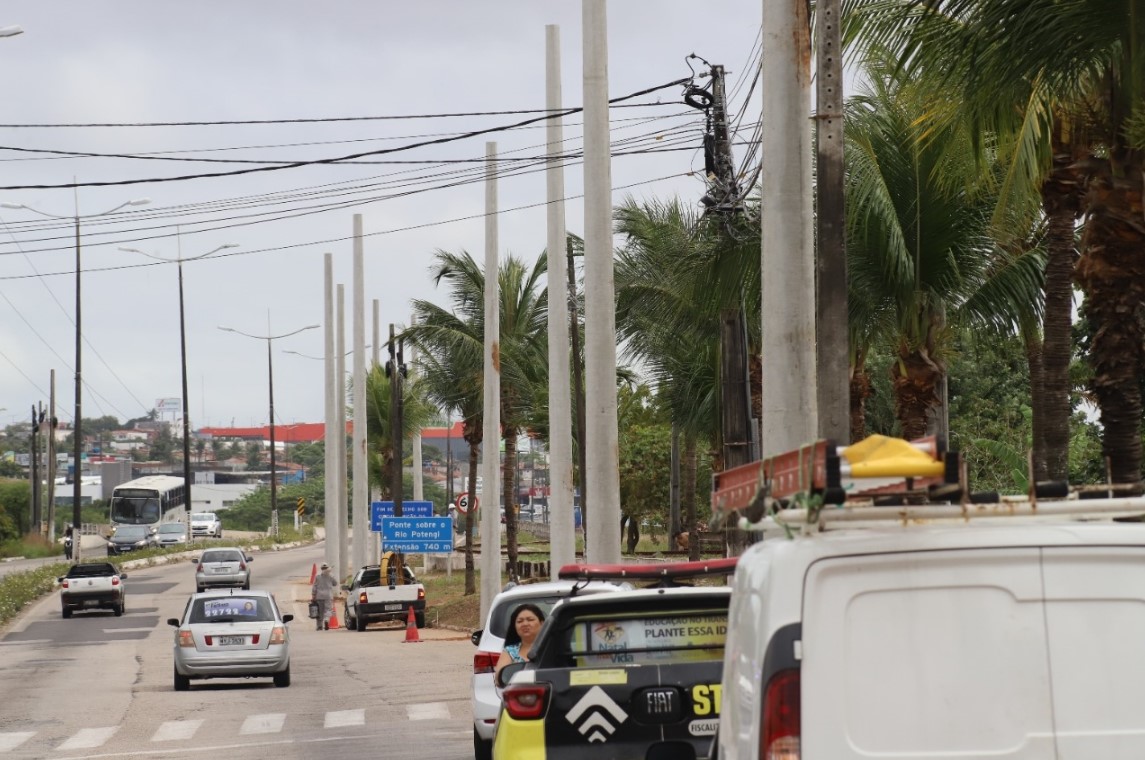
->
{"left": 480, "top": 141, "right": 502, "bottom": 621}
{"left": 372, "top": 299, "right": 382, "bottom": 561}
{"left": 351, "top": 214, "right": 367, "bottom": 572}
{"left": 761, "top": 0, "right": 818, "bottom": 457}
{"left": 323, "top": 254, "right": 339, "bottom": 576}
{"left": 582, "top": 0, "right": 620, "bottom": 564}
{"left": 567, "top": 238, "right": 588, "bottom": 552}
{"left": 387, "top": 324, "right": 406, "bottom": 582}
{"left": 815, "top": 0, "right": 850, "bottom": 444}
{"left": 545, "top": 23, "right": 575, "bottom": 577}
{"left": 336, "top": 285, "right": 349, "bottom": 580}
{"left": 30, "top": 405, "right": 40, "bottom": 532}
{"left": 47, "top": 371, "right": 57, "bottom": 541}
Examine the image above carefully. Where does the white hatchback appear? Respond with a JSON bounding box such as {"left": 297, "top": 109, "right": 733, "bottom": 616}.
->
{"left": 469, "top": 579, "right": 624, "bottom": 760}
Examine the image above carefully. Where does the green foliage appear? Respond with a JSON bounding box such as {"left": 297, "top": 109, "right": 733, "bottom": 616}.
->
{"left": 618, "top": 423, "right": 672, "bottom": 523}
{"left": 245, "top": 442, "right": 262, "bottom": 470}
{"left": 290, "top": 441, "right": 325, "bottom": 478}
{"left": 0, "top": 562, "right": 68, "bottom": 628}
{"left": 0, "top": 479, "right": 28, "bottom": 540}
{"left": 149, "top": 425, "right": 175, "bottom": 463}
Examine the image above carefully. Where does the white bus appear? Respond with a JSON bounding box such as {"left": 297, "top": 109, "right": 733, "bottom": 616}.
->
{"left": 109, "top": 475, "right": 187, "bottom": 529}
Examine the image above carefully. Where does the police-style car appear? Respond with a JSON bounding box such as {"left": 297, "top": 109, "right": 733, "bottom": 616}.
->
{"left": 492, "top": 558, "right": 736, "bottom": 760}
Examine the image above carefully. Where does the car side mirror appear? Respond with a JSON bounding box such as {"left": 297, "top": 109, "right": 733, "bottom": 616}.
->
{"left": 190, "top": 557, "right": 199, "bottom": 563}
{"left": 282, "top": 614, "right": 294, "bottom": 623}
{"left": 245, "top": 556, "right": 253, "bottom": 562}
{"left": 119, "top": 573, "right": 128, "bottom": 579}
{"left": 496, "top": 661, "right": 525, "bottom": 688}
{"left": 166, "top": 618, "right": 181, "bottom": 627}
{"left": 470, "top": 629, "right": 482, "bottom": 646}
{"left": 341, "top": 584, "right": 350, "bottom": 591}
{"left": 56, "top": 577, "right": 65, "bottom": 583}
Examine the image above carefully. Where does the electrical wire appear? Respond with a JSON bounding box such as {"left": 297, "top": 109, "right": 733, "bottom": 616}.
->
{"left": 0, "top": 78, "right": 691, "bottom": 190}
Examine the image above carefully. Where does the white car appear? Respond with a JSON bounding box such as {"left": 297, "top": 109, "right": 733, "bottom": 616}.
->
{"left": 470, "top": 579, "right": 624, "bottom": 760}
{"left": 190, "top": 512, "right": 222, "bottom": 539}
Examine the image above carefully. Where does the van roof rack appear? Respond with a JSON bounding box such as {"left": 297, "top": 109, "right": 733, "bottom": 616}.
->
{"left": 557, "top": 557, "right": 739, "bottom": 587}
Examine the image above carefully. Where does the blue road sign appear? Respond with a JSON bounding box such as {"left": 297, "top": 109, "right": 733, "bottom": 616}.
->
{"left": 370, "top": 500, "right": 433, "bottom": 531}
{"left": 381, "top": 517, "right": 454, "bottom": 553}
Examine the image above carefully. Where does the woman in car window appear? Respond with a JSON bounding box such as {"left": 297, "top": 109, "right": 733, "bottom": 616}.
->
{"left": 495, "top": 603, "right": 545, "bottom": 680}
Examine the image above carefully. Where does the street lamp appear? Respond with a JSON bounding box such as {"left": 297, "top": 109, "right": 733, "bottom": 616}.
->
{"left": 121, "top": 243, "right": 237, "bottom": 527}
{"left": 2, "top": 197, "right": 150, "bottom": 561}
{"left": 219, "top": 322, "right": 319, "bottom": 535}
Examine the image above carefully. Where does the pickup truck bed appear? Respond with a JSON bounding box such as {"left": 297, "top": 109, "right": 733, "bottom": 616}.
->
{"left": 343, "top": 563, "right": 426, "bottom": 632}
{"left": 59, "top": 562, "right": 127, "bottom": 618}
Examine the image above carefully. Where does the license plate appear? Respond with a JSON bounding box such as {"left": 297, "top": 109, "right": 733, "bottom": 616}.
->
{"left": 218, "top": 636, "right": 245, "bottom": 646}
{"left": 384, "top": 604, "right": 402, "bottom": 611}
{"left": 83, "top": 599, "right": 100, "bottom": 608}
{"left": 214, "top": 567, "right": 231, "bottom": 573}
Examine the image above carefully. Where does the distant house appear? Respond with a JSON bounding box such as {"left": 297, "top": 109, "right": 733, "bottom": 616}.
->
{"left": 108, "top": 429, "right": 151, "bottom": 453}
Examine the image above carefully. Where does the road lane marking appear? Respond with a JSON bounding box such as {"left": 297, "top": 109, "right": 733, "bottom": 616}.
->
{"left": 103, "top": 628, "right": 152, "bottom": 634}
{"left": 0, "top": 639, "right": 53, "bottom": 646}
{"left": 324, "top": 710, "right": 365, "bottom": 728}
{"left": 407, "top": 702, "right": 450, "bottom": 721}
{"left": 239, "top": 714, "right": 285, "bottom": 735}
{"left": 0, "top": 732, "right": 34, "bottom": 752}
{"left": 151, "top": 720, "right": 202, "bottom": 742}
{"left": 57, "top": 727, "right": 119, "bottom": 750}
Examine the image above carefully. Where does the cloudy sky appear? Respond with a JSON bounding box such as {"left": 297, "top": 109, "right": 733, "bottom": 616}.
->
{"left": 0, "top": 1, "right": 761, "bottom": 432}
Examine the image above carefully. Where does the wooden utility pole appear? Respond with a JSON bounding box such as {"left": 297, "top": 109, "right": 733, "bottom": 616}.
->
{"left": 567, "top": 238, "right": 588, "bottom": 553}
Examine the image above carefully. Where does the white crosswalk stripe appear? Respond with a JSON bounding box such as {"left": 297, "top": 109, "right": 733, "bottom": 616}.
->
{"left": 324, "top": 709, "right": 365, "bottom": 728}
{"left": 151, "top": 719, "right": 203, "bottom": 742}
{"left": 407, "top": 702, "right": 450, "bottom": 721}
{"left": 57, "top": 726, "right": 119, "bottom": 751}
{"left": 239, "top": 713, "right": 286, "bottom": 735}
{"left": 0, "top": 732, "right": 34, "bottom": 753}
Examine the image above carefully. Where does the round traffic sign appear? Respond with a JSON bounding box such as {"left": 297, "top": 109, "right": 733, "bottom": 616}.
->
{"left": 455, "top": 492, "right": 479, "bottom": 514}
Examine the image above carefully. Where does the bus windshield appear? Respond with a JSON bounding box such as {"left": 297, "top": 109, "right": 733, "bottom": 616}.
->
{"left": 110, "top": 492, "right": 162, "bottom": 525}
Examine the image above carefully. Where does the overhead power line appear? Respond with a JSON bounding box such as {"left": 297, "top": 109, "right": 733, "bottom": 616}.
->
{"left": 0, "top": 78, "right": 692, "bottom": 190}
{"left": 0, "top": 102, "right": 679, "bottom": 129}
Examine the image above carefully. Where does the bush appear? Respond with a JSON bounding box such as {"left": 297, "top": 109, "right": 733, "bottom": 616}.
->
{"left": 0, "top": 562, "right": 69, "bottom": 628}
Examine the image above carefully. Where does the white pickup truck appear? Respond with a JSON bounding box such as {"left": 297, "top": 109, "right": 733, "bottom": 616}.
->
{"left": 342, "top": 552, "right": 426, "bottom": 632}
{"left": 58, "top": 562, "right": 128, "bottom": 618}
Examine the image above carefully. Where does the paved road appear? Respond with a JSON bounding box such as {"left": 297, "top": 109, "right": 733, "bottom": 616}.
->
{"left": 0, "top": 541, "right": 475, "bottom": 759}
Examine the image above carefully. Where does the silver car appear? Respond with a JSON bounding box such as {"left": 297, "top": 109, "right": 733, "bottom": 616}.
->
{"left": 194, "top": 547, "right": 252, "bottom": 592}
{"left": 156, "top": 522, "right": 187, "bottom": 547}
{"left": 168, "top": 590, "right": 292, "bottom": 690}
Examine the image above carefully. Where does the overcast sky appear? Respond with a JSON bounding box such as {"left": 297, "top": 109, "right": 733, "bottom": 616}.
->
{"left": 0, "top": 1, "right": 761, "bottom": 433}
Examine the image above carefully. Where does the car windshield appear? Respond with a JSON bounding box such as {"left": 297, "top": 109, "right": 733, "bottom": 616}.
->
{"left": 201, "top": 550, "right": 242, "bottom": 564}
{"left": 188, "top": 596, "right": 275, "bottom": 624}
{"left": 192, "top": 513, "right": 216, "bottom": 522}
{"left": 158, "top": 524, "right": 184, "bottom": 534}
{"left": 114, "top": 526, "right": 148, "bottom": 538}
{"left": 359, "top": 566, "right": 417, "bottom": 587}
{"left": 558, "top": 609, "right": 728, "bottom": 666}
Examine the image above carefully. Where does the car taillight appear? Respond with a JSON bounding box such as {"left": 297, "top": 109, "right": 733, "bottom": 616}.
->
{"left": 177, "top": 630, "right": 195, "bottom": 648}
{"left": 239, "top": 562, "right": 246, "bottom": 571}
{"left": 359, "top": 591, "right": 368, "bottom": 604}
{"left": 269, "top": 627, "right": 286, "bottom": 645}
{"left": 197, "top": 563, "right": 203, "bottom": 573}
{"left": 503, "top": 683, "right": 550, "bottom": 720}
{"left": 417, "top": 588, "right": 425, "bottom": 600}
{"left": 60, "top": 580, "right": 69, "bottom": 589}
{"left": 761, "top": 669, "right": 801, "bottom": 760}
{"left": 111, "top": 577, "right": 120, "bottom": 586}
{"left": 473, "top": 651, "right": 499, "bottom": 675}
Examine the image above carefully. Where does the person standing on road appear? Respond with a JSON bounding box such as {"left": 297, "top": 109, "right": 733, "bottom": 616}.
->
{"left": 311, "top": 563, "right": 339, "bottom": 631}
{"left": 495, "top": 603, "right": 545, "bottom": 681}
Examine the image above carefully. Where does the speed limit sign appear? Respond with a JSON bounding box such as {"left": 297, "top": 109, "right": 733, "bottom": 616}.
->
{"left": 455, "top": 492, "right": 478, "bottom": 514}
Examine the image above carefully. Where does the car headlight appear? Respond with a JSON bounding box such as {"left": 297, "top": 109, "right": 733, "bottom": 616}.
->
{"left": 134, "top": 540, "right": 148, "bottom": 547}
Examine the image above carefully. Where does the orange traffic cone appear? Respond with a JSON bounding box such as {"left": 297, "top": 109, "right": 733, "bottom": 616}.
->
{"left": 402, "top": 606, "right": 421, "bottom": 643}
{"left": 309, "top": 564, "right": 317, "bottom": 585}
{"left": 327, "top": 606, "right": 341, "bottom": 630}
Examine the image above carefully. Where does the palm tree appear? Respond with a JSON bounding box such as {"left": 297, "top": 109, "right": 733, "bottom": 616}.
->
{"left": 363, "top": 364, "right": 437, "bottom": 500}
{"left": 844, "top": 67, "right": 1043, "bottom": 439}
{"left": 404, "top": 248, "right": 549, "bottom": 586}
{"left": 844, "top": 0, "right": 1145, "bottom": 482}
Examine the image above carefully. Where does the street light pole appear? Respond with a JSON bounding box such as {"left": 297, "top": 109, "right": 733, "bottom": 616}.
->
{"left": 121, "top": 242, "right": 237, "bottom": 526}
{"left": 3, "top": 197, "right": 149, "bottom": 562}
{"left": 219, "top": 322, "right": 319, "bottom": 538}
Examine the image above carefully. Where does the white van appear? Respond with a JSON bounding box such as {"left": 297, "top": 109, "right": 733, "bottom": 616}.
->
{"left": 717, "top": 498, "right": 1145, "bottom": 760}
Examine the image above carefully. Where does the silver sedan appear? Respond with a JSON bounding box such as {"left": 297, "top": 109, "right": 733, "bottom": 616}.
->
{"left": 167, "top": 590, "right": 293, "bottom": 690}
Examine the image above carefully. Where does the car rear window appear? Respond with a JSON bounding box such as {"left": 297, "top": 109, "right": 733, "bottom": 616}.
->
{"left": 189, "top": 596, "right": 275, "bottom": 623}
{"left": 201, "top": 550, "right": 242, "bottom": 563}
{"left": 560, "top": 610, "right": 728, "bottom": 666}
{"left": 67, "top": 563, "right": 116, "bottom": 578}
{"left": 490, "top": 594, "right": 577, "bottom": 638}
{"left": 359, "top": 566, "right": 417, "bottom": 587}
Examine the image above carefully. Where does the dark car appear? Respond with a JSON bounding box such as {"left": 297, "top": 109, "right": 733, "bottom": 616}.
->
{"left": 492, "top": 560, "right": 736, "bottom": 760}
{"left": 107, "top": 524, "right": 160, "bottom": 556}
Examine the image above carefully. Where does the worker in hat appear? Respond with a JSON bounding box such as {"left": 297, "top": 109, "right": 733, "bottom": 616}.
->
{"left": 311, "top": 562, "right": 339, "bottom": 631}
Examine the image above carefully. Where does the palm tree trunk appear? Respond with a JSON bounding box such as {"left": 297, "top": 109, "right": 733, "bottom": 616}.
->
{"left": 1040, "top": 147, "right": 1082, "bottom": 481}
{"left": 1077, "top": 166, "right": 1145, "bottom": 484}
{"left": 683, "top": 433, "right": 699, "bottom": 561}
{"left": 464, "top": 438, "right": 479, "bottom": 595}
{"left": 891, "top": 344, "right": 943, "bottom": 441}
{"left": 1021, "top": 317, "right": 1048, "bottom": 482}
{"left": 850, "top": 348, "right": 870, "bottom": 442}
{"left": 503, "top": 432, "right": 519, "bottom": 576}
